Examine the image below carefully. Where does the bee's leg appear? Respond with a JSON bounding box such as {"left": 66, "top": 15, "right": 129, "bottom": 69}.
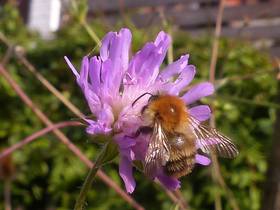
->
{"left": 135, "top": 126, "right": 153, "bottom": 136}
{"left": 126, "top": 126, "right": 153, "bottom": 138}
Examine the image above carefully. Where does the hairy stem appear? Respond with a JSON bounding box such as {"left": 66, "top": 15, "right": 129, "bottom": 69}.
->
{"left": 80, "top": 20, "right": 101, "bottom": 47}
{"left": 74, "top": 142, "right": 110, "bottom": 210}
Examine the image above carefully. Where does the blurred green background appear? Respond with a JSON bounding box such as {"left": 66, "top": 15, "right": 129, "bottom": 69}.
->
{"left": 0, "top": 2, "right": 279, "bottom": 210}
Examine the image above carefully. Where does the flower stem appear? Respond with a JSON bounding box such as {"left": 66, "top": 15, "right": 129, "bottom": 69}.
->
{"left": 74, "top": 142, "right": 110, "bottom": 210}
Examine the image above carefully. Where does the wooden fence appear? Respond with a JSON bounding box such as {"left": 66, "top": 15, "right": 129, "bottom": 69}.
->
{"left": 88, "top": 0, "right": 280, "bottom": 58}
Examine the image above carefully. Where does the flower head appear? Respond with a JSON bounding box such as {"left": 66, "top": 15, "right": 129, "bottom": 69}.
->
{"left": 65, "top": 28, "right": 214, "bottom": 193}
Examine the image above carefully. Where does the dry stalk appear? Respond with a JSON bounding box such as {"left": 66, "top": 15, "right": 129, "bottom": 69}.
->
{"left": 208, "top": 1, "right": 240, "bottom": 210}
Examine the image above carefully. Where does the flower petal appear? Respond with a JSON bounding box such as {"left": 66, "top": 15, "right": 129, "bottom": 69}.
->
{"left": 100, "top": 28, "right": 132, "bottom": 96}
{"left": 182, "top": 82, "right": 214, "bottom": 104}
{"left": 189, "top": 105, "right": 211, "bottom": 121}
{"left": 100, "top": 32, "right": 114, "bottom": 61}
{"left": 65, "top": 56, "right": 101, "bottom": 114}
{"left": 127, "top": 31, "right": 170, "bottom": 86}
{"left": 132, "top": 135, "right": 148, "bottom": 160}
{"left": 157, "top": 173, "right": 181, "bottom": 190}
{"left": 159, "top": 54, "right": 189, "bottom": 80}
{"left": 79, "top": 56, "right": 89, "bottom": 84}
{"left": 97, "top": 103, "right": 114, "bottom": 126}
{"left": 89, "top": 56, "right": 102, "bottom": 93}
{"left": 120, "top": 148, "right": 136, "bottom": 161}
{"left": 119, "top": 156, "right": 136, "bottom": 193}
{"left": 85, "top": 119, "right": 112, "bottom": 135}
{"left": 168, "top": 65, "right": 196, "bottom": 95}
{"left": 114, "top": 134, "right": 136, "bottom": 149}
{"left": 195, "top": 154, "right": 211, "bottom": 165}
{"left": 85, "top": 104, "right": 113, "bottom": 135}
{"left": 100, "top": 28, "right": 131, "bottom": 69}
{"left": 64, "top": 56, "right": 80, "bottom": 79}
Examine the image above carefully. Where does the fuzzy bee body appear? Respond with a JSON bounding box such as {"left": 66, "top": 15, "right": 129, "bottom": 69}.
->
{"left": 165, "top": 132, "right": 196, "bottom": 178}
{"left": 136, "top": 94, "right": 238, "bottom": 179}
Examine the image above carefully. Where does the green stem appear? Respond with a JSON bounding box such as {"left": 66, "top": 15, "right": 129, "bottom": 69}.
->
{"left": 70, "top": 0, "right": 101, "bottom": 47}
{"left": 74, "top": 144, "right": 107, "bottom": 210}
{"left": 81, "top": 20, "right": 101, "bottom": 47}
{"left": 216, "top": 95, "right": 280, "bottom": 109}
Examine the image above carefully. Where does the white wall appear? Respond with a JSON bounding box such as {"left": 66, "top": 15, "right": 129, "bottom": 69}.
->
{"left": 28, "top": 0, "right": 61, "bottom": 38}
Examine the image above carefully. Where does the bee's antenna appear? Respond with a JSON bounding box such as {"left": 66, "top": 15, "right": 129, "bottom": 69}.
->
{"left": 132, "top": 92, "right": 154, "bottom": 107}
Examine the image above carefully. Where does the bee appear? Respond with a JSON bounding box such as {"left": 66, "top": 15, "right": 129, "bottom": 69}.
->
{"left": 133, "top": 93, "right": 238, "bottom": 179}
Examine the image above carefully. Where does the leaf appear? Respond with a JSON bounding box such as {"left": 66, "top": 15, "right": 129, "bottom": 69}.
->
{"left": 173, "top": 204, "right": 180, "bottom": 210}
{"left": 96, "top": 140, "right": 119, "bottom": 167}
{"left": 132, "top": 160, "right": 144, "bottom": 172}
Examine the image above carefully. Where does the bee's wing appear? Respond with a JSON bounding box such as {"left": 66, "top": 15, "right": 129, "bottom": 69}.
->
{"left": 188, "top": 116, "right": 239, "bottom": 158}
{"left": 144, "top": 121, "right": 170, "bottom": 178}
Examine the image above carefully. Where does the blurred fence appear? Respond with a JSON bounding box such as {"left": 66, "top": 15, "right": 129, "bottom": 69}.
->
{"left": 89, "top": 0, "right": 280, "bottom": 58}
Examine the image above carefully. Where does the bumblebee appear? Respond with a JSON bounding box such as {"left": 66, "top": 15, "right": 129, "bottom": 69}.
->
{"left": 133, "top": 93, "right": 238, "bottom": 178}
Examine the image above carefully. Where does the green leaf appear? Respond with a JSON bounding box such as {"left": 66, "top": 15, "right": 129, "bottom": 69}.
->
{"left": 97, "top": 139, "right": 119, "bottom": 167}
{"left": 173, "top": 204, "right": 180, "bottom": 210}
{"left": 133, "top": 160, "right": 144, "bottom": 172}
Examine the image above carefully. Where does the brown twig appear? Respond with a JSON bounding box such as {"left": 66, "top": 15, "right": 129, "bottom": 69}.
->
{"left": 0, "top": 121, "right": 82, "bottom": 160}
{"left": 16, "top": 53, "right": 86, "bottom": 119}
{"left": 173, "top": 189, "right": 189, "bottom": 210}
{"left": 0, "top": 65, "right": 145, "bottom": 210}
{"left": 209, "top": 1, "right": 240, "bottom": 210}
{"left": 209, "top": 1, "right": 225, "bottom": 208}
{"left": 0, "top": 32, "right": 86, "bottom": 120}
{"left": 1, "top": 45, "right": 14, "bottom": 66}
{"left": 156, "top": 181, "right": 187, "bottom": 210}
{"left": 209, "top": 0, "right": 225, "bottom": 83}
{"left": 4, "top": 179, "right": 11, "bottom": 210}
{"left": 165, "top": 190, "right": 185, "bottom": 210}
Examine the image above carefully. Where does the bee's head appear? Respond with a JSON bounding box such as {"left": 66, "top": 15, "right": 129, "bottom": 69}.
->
{"left": 132, "top": 92, "right": 156, "bottom": 108}
{"left": 141, "top": 94, "right": 159, "bottom": 114}
{"left": 132, "top": 93, "right": 159, "bottom": 124}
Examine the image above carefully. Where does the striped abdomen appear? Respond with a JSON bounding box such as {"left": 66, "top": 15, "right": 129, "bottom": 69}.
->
{"left": 164, "top": 133, "right": 196, "bottom": 178}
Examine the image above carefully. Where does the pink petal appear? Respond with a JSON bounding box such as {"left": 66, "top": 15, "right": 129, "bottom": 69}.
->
{"left": 157, "top": 173, "right": 181, "bottom": 190}
{"left": 168, "top": 65, "right": 196, "bottom": 95}
{"left": 159, "top": 54, "right": 189, "bottom": 80}
{"left": 189, "top": 105, "right": 211, "bottom": 121}
{"left": 127, "top": 31, "right": 170, "bottom": 86}
{"left": 114, "top": 134, "right": 136, "bottom": 149}
{"left": 85, "top": 119, "right": 112, "bottom": 135}
{"left": 182, "top": 82, "right": 214, "bottom": 104}
{"left": 65, "top": 56, "right": 101, "bottom": 114}
{"left": 119, "top": 156, "right": 136, "bottom": 194}
{"left": 64, "top": 56, "right": 79, "bottom": 78}
{"left": 100, "top": 28, "right": 132, "bottom": 96}
{"left": 96, "top": 103, "right": 114, "bottom": 126}
{"left": 89, "top": 56, "right": 102, "bottom": 93}
{"left": 195, "top": 154, "right": 211, "bottom": 166}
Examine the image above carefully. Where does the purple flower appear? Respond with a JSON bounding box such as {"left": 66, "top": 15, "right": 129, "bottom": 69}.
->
{"left": 65, "top": 28, "right": 214, "bottom": 193}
